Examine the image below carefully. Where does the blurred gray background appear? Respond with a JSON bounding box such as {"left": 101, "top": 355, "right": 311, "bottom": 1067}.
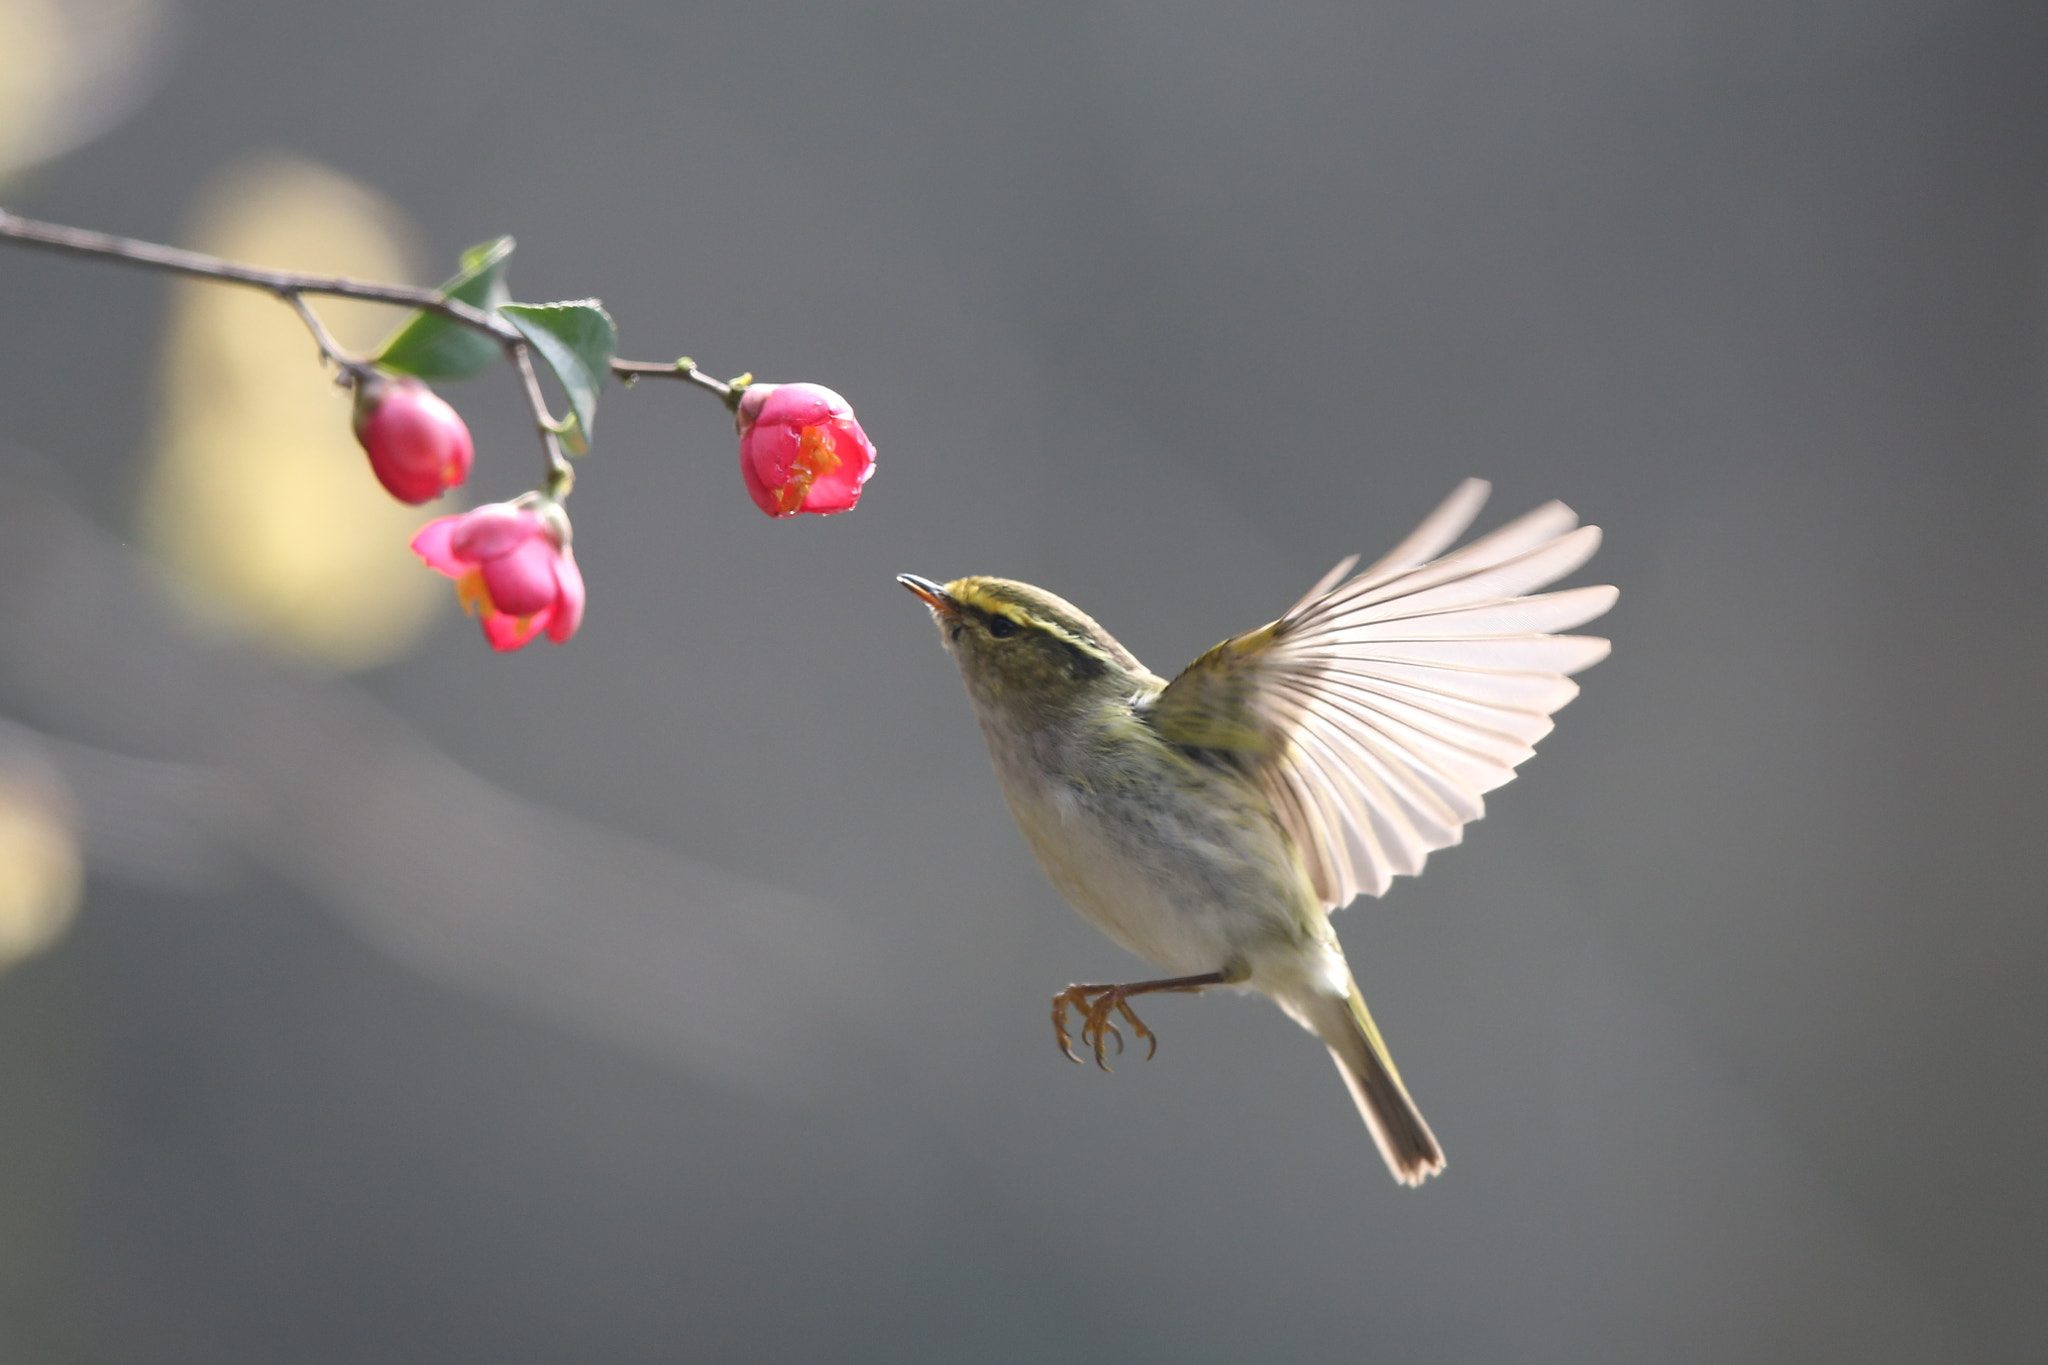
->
{"left": 2, "top": 1, "right": 2045, "bottom": 1361}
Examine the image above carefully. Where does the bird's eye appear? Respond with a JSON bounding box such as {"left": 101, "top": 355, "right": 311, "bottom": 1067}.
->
{"left": 986, "top": 614, "right": 1018, "bottom": 639}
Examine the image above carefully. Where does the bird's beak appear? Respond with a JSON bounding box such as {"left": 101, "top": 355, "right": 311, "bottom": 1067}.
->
{"left": 897, "top": 573, "right": 958, "bottom": 615}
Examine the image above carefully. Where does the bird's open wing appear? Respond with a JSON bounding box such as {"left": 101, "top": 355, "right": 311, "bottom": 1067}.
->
{"left": 1146, "top": 479, "right": 1617, "bottom": 907}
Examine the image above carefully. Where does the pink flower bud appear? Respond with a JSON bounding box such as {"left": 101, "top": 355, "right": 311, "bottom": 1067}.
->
{"left": 734, "top": 382, "right": 877, "bottom": 517}
{"left": 353, "top": 373, "right": 475, "bottom": 505}
{"left": 411, "top": 501, "right": 585, "bottom": 651}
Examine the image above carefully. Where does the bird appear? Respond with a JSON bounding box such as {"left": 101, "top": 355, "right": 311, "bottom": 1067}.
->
{"left": 898, "top": 479, "right": 1615, "bottom": 1185}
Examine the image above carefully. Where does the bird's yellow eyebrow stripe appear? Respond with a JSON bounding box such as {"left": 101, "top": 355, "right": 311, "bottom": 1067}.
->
{"left": 945, "top": 581, "right": 1018, "bottom": 617}
{"left": 948, "top": 581, "right": 1093, "bottom": 652}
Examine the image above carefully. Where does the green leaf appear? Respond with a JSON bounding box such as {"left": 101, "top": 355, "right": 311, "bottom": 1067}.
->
{"left": 500, "top": 300, "right": 617, "bottom": 456}
{"left": 374, "top": 236, "right": 515, "bottom": 381}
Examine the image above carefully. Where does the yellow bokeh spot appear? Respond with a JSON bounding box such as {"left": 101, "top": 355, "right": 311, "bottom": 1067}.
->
{"left": 0, "top": 776, "right": 82, "bottom": 974}
{"left": 0, "top": 0, "right": 70, "bottom": 176}
{"left": 0, "top": 0, "right": 172, "bottom": 185}
{"left": 140, "top": 156, "right": 452, "bottom": 671}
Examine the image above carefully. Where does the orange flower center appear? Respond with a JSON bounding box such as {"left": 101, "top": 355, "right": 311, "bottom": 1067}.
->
{"left": 771, "top": 424, "right": 844, "bottom": 514}
{"left": 456, "top": 568, "right": 492, "bottom": 617}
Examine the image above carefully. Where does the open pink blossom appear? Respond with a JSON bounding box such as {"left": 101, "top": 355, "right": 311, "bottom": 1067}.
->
{"left": 734, "top": 382, "right": 877, "bottom": 517}
{"left": 411, "top": 502, "right": 584, "bottom": 651}
{"left": 352, "top": 373, "right": 474, "bottom": 504}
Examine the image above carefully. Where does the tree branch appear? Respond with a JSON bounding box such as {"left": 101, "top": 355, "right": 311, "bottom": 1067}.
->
{"left": 1, "top": 206, "right": 516, "bottom": 339}
{"left": 0, "top": 207, "right": 745, "bottom": 395}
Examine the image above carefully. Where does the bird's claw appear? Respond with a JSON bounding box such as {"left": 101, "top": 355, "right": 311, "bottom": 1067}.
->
{"left": 1051, "top": 984, "right": 1160, "bottom": 1071}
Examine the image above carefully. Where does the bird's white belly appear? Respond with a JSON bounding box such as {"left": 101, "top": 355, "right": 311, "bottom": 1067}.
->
{"left": 995, "top": 760, "right": 1319, "bottom": 983}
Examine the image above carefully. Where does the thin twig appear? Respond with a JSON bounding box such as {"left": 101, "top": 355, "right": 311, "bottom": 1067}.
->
{"left": 1, "top": 206, "right": 737, "bottom": 395}
{"left": 1, "top": 206, "right": 770, "bottom": 498}
{"left": 512, "top": 345, "right": 574, "bottom": 500}
{"left": 280, "top": 290, "right": 362, "bottom": 378}
{"left": 0, "top": 206, "right": 516, "bottom": 340}
{"left": 612, "top": 356, "right": 739, "bottom": 403}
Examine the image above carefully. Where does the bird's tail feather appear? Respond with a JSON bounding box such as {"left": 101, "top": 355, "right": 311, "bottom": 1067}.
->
{"left": 1293, "top": 983, "right": 1445, "bottom": 1187}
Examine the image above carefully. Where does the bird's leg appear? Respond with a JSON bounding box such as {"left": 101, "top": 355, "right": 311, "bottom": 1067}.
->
{"left": 1051, "top": 968, "right": 1243, "bottom": 1071}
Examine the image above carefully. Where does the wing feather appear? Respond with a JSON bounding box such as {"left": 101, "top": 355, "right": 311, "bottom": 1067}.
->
{"left": 1309, "top": 671, "right": 1555, "bottom": 750}
{"left": 1320, "top": 657, "right": 1583, "bottom": 713}
{"left": 1327, "top": 585, "right": 1620, "bottom": 640}
{"left": 1347, "top": 478, "right": 1493, "bottom": 588}
{"left": 1293, "top": 733, "right": 1373, "bottom": 889}
{"left": 1316, "top": 529, "right": 1605, "bottom": 625}
{"left": 1307, "top": 501, "right": 1582, "bottom": 620}
{"left": 1321, "top": 634, "right": 1612, "bottom": 673}
{"left": 1148, "top": 481, "right": 1616, "bottom": 908}
{"left": 1293, "top": 700, "right": 1470, "bottom": 835}
{"left": 1300, "top": 714, "right": 1463, "bottom": 851}
{"left": 1266, "top": 772, "right": 1344, "bottom": 913}
{"left": 1272, "top": 676, "right": 1487, "bottom": 829}
{"left": 1281, "top": 674, "right": 1535, "bottom": 795}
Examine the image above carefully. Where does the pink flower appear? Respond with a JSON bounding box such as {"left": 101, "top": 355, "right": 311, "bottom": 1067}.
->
{"left": 411, "top": 502, "right": 585, "bottom": 651}
{"left": 353, "top": 373, "right": 474, "bottom": 504}
{"left": 734, "top": 382, "right": 877, "bottom": 517}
